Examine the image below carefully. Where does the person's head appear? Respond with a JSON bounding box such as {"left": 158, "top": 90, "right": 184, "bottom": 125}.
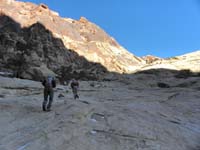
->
{"left": 47, "top": 75, "right": 55, "bottom": 80}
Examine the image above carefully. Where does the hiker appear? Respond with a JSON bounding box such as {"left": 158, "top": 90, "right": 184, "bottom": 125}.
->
{"left": 42, "top": 76, "right": 56, "bottom": 111}
{"left": 70, "top": 78, "right": 79, "bottom": 99}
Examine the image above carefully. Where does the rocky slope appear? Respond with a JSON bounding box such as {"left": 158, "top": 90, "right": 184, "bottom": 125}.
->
{"left": 0, "top": 1, "right": 200, "bottom": 150}
{"left": 0, "top": 14, "right": 109, "bottom": 81}
{"left": 0, "top": 69, "right": 200, "bottom": 150}
{"left": 0, "top": 0, "right": 144, "bottom": 80}
{"left": 1, "top": 0, "right": 200, "bottom": 81}
{"left": 139, "top": 51, "right": 200, "bottom": 74}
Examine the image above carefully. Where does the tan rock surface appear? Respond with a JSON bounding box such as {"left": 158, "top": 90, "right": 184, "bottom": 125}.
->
{"left": 140, "top": 51, "right": 200, "bottom": 73}
{"left": 0, "top": 0, "right": 144, "bottom": 73}
{"left": 0, "top": 70, "right": 199, "bottom": 150}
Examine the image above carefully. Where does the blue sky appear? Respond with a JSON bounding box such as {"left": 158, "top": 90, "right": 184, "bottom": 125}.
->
{"left": 21, "top": 0, "right": 200, "bottom": 58}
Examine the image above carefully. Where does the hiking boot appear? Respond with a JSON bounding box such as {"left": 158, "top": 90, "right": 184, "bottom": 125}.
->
{"left": 42, "top": 104, "right": 46, "bottom": 111}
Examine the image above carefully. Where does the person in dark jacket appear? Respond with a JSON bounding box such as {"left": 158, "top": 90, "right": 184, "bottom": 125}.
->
{"left": 70, "top": 79, "right": 79, "bottom": 99}
{"left": 42, "top": 76, "right": 56, "bottom": 111}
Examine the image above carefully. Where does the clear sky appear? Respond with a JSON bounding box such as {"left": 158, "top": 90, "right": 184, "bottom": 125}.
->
{"left": 20, "top": 0, "right": 200, "bottom": 58}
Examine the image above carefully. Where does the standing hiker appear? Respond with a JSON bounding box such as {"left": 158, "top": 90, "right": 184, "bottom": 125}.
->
{"left": 70, "top": 78, "right": 79, "bottom": 99}
{"left": 42, "top": 76, "right": 56, "bottom": 111}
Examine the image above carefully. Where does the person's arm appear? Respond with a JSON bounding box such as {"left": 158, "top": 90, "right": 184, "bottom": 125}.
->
{"left": 71, "top": 82, "right": 74, "bottom": 89}
{"left": 52, "top": 79, "right": 56, "bottom": 88}
{"left": 42, "top": 80, "right": 46, "bottom": 86}
{"left": 77, "top": 82, "right": 79, "bottom": 88}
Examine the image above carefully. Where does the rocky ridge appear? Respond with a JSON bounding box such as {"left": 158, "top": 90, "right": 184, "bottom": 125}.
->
{"left": 0, "top": 0, "right": 144, "bottom": 77}
{"left": 0, "top": 0, "right": 200, "bottom": 81}
{"left": 0, "top": 1, "right": 200, "bottom": 150}
{"left": 140, "top": 51, "right": 200, "bottom": 73}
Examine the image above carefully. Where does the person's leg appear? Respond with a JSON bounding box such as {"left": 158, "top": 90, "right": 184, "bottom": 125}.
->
{"left": 74, "top": 87, "right": 79, "bottom": 99}
{"left": 72, "top": 88, "right": 77, "bottom": 99}
{"left": 43, "top": 89, "right": 48, "bottom": 111}
{"left": 47, "top": 90, "right": 54, "bottom": 111}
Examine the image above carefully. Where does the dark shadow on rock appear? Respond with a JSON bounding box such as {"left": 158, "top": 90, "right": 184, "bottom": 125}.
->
{"left": 135, "top": 68, "right": 200, "bottom": 78}
{"left": 1, "top": 14, "right": 200, "bottom": 86}
{"left": 126, "top": 68, "right": 200, "bottom": 88}
{"left": 157, "top": 82, "right": 170, "bottom": 88}
{"left": 0, "top": 14, "right": 108, "bottom": 82}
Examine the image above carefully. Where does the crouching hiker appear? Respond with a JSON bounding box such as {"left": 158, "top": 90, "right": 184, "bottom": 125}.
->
{"left": 70, "top": 79, "right": 79, "bottom": 99}
{"left": 42, "top": 76, "right": 56, "bottom": 111}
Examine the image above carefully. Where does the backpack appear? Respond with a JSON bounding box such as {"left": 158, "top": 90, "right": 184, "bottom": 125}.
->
{"left": 71, "top": 80, "right": 79, "bottom": 89}
{"left": 45, "top": 76, "right": 56, "bottom": 88}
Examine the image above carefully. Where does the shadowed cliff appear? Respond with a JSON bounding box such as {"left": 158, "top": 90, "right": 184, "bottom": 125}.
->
{"left": 0, "top": 0, "right": 144, "bottom": 73}
{"left": 0, "top": 14, "right": 110, "bottom": 81}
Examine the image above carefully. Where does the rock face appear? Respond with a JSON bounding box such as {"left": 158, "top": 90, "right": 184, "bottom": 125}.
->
{"left": 0, "top": 70, "right": 199, "bottom": 150}
{"left": 0, "top": 1, "right": 200, "bottom": 150}
{"left": 0, "top": 15, "right": 108, "bottom": 81}
{"left": 0, "top": 0, "right": 144, "bottom": 80}
{"left": 141, "top": 55, "right": 162, "bottom": 64}
{"left": 140, "top": 51, "right": 200, "bottom": 73}
{"left": 1, "top": 0, "right": 200, "bottom": 81}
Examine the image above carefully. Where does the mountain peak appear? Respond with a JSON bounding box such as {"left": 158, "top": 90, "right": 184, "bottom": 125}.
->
{"left": 0, "top": 0, "right": 145, "bottom": 80}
